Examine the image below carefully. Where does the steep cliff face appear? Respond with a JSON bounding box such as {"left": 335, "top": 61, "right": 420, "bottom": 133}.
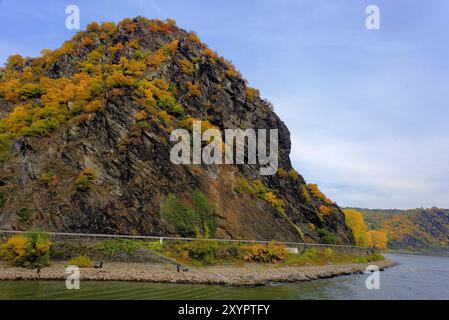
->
{"left": 0, "top": 17, "right": 352, "bottom": 243}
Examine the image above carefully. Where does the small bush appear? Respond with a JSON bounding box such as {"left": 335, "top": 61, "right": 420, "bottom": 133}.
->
{"left": 95, "top": 239, "right": 140, "bottom": 256}
{"left": 162, "top": 191, "right": 218, "bottom": 238}
{"left": 0, "top": 192, "right": 5, "bottom": 208}
{"left": 75, "top": 168, "right": 96, "bottom": 191}
{"left": 188, "top": 32, "right": 201, "bottom": 44}
{"left": 241, "top": 242, "right": 286, "bottom": 263}
{"left": 135, "top": 110, "right": 148, "bottom": 121}
{"left": 308, "top": 184, "right": 333, "bottom": 204}
{"left": 187, "top": 240, "right": 219, "bottom": 265}
{"left": 317, "top": 228, "right": 338, "bottom": 244}
{"left": 162, "top": 194, "right": 198, "bottom": 237}
{"left": 288, "top": 169, "right": 299, "bottom": 180}
{"left": 300, "top": 185, "right": 312, "bottom": 204}
{"left": 68, "top": 255, "right": 92, "bottom": 268}
{"left": 319, "top": 205, "right": 333, "bottom": 217}
{"left": 187, "top": 82, "right": 201, "bottom": 97}
{"left": 18, "top": 207, "right": 32, "bottom": 221}
{"left": 277, "top": 168, "right": 287, "bottom": 178}
{"left": 0, "top": 232, "right": 52, "bottom": 268}
{"left": 245, "top": 87, "right": 258, "bottom": 102}
{"left": 178, "top": 59, "right": 195, "bottom": 75}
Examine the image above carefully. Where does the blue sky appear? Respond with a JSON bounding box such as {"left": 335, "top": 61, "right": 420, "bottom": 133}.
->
{"left": 1, "top": 0, "right": 448, "bottom": 209}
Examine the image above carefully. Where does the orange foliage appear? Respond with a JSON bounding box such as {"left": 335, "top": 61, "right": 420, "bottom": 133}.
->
{"left": 82, "top": 36, "right": 94, "bottom": 47}
{"left": 135, "top": 110, "right": 148, "bottom": 121}
{"left": 319, "top": 205, "right": 333, "bottom": 217}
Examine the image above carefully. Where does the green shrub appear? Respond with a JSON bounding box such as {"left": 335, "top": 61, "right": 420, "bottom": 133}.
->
{"left": 0, "top": 231, "right": 52, "bottom": 268}
{"left": 18, "top": 207, "right": 32, "bottom": 221}
{"left": 157, "top": 96, "right": 184, "bottom": 116}
{"left": 162, "top": 194, "right": 198, "bottom": 237}
{"left": 187, "top": 240, "right": 219, "bottom": 264}
{"left": 0, "top": 192, "right": 5, "bottom": 208}
{"left": 68, "top": 255, "right": 92, "bottom": 268}
{"left": 317, "top": 228, "right": 338, "bottom": 244}
{"left": 192, "top": 191, "right": 218, "bottom": 237}
{"left": 162, "top": 191, "right": 218, "bottom": 238}
{"left": 95, "top": 239, "right": 141, "bottom": 256}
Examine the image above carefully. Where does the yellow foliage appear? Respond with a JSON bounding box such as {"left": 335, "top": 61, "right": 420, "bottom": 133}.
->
{"left": 179, "top": 59, "right": 195, "bottom": 75}
{"left": 308, "top": 184, "right": 333, "bottom": 204}
{"left": 343, "top": 209, "right": 370, "bottom": 247}
{"left": 180, "top": 116, "right": 215, "bottom": 133}
{"left": 6, "top": 54, "right": 24, "bottom": 67}
{"left": 0, "top": 233, "right": 52, "bottom": 268}
{"left": 277, "top": 168, "right": 287, "bottom": 177}
{"left": 146, "top": 40, "right": 178, "bottom": 68}
{"left": 68, "top": 255, "right": 92, "bottom": 268}
{"left": 75, "top": 168, "right": 96, "bottom": 191}
{"left": 188, "top": 32, "right": 201, "bottom": 44}
{"left": 300, "top": 185, "right": 312, "bottom": 204}
{"left": 203, "top": 47, "right": 220, "bottom": 64}
{"left": 367, "top": 230, "right": 388, "bottom": 249}
{"left": 236, "top": 178, "right": 285, "bottom": 214}
{"left": 110, "top": 43, "right": 124, "bottom": 54}
{"left": 106, "top": 71, "right": 135, "bottom": 88}
{"left": 84, "top": 99, "right": 104, "bottom": 113}
{"left": 187, "top": 82, "right": 201, "bottom": 97}
{"left": 241, "top": 242, "right": 287, "bottom": 263}
{"left": 86, "top": 22, "right": 100, "bottom": 32}
{"left": 1, "top": 235, "right": 28, "bottom": 260}
{"left": 225, "top": 65, "right": 240, "bottom": 78}
{"left": 288, "top": 169, "right": 299, "bottom": 180}
{"left": 245, "top": 87, "right": 258, "bottom": 102}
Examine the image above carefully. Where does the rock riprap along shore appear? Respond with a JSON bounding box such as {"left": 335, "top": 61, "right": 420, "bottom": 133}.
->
{"left": 0, "top": 259, "right": 396, "bottom": 286}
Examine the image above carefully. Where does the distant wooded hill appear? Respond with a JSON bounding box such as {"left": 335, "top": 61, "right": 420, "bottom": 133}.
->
{"left": 345, "top": 207, "right": 449, "bottom": 249}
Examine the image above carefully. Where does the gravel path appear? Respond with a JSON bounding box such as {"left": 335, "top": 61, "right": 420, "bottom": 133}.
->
{"left": 0, "top": 259, "right": 396, "bottom": 286}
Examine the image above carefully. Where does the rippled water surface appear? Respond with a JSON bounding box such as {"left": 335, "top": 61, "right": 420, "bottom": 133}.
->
{"left": 1, "top": 254, "right": 448, "bottom": 300}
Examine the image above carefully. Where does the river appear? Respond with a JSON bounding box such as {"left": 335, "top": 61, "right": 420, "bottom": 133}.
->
{"left": 0, "top": 254, "right": 448, "bottom": 300}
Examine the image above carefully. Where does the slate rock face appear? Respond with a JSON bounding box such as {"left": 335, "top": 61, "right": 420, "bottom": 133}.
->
{"left": 0, "top": 17, "right": 352, "bottom": 243}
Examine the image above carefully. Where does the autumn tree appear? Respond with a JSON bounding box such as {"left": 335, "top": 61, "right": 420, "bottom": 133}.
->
{"left": 343, "top": 209, "right": 370, "bottom": 247}
{"left": 367, "top": 230, "right": 388, "bottom": 249}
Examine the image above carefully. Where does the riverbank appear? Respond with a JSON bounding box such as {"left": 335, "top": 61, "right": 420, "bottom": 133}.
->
{"left": 0, "top": 259, "right": 396, "bottom": 286}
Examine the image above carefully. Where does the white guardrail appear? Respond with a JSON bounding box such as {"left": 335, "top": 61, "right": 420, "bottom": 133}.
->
{"left": 0, "top": 229, "right": 375, "bottom": 252}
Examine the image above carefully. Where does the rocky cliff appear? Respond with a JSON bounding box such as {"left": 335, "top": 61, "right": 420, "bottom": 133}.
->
{"left": 0, "top": 17, "right": 352, "bottom": 243}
